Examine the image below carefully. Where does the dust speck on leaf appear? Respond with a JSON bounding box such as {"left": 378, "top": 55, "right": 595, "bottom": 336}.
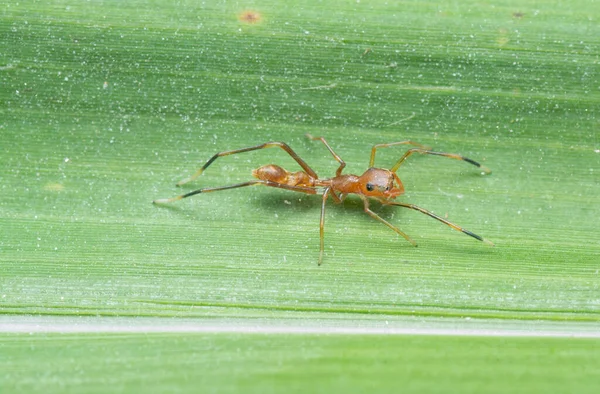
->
{"left": 44, "top": 183, "right": 65, "bottom": 192}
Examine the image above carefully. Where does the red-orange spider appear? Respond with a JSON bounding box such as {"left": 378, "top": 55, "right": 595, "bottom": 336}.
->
{"left": 154, "top": 134, "right": 493, "bottom": 264}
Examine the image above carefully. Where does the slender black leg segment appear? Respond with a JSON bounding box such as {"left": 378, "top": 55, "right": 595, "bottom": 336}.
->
{"left": 390, "top": 148, "right": 491, "bottom": 174}
{"left": 177, "top": 142, "right": 319, "bottom": 186}
{"left": 153, "top": 180, "right": 317, "bottom": 204}
{"left": 359, "top": 196, "right": 417, "bottom": 246}
{"left": 381, "top": 200, "right": 494, "bottom": 246}
{"left": 318, "top": 187, "right": 331, "bottom": 265}
{"left": 306, "top": 134, "right": 347, "bottom": 177}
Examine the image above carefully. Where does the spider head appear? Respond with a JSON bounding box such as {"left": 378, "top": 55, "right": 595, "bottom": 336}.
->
{"left": 358, "top": 168, "right": 404, "bottom": 199}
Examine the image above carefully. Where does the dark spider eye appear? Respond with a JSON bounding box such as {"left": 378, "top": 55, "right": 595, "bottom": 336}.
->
{"left": 366, "top": 183, "right": 374, "bottom": 192}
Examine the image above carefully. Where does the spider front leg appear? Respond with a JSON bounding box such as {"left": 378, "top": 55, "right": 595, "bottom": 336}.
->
{"left": 390, "top": 148, "right": 491, "bottom": 174}
{"left": 369, "top": 141, "right": 431, "bottom": 168}
{"left": 359, "top": 195, "right": 418, "bottom": 246}
{"left": 381, "top": 200, "right": 494, "bottom": 246}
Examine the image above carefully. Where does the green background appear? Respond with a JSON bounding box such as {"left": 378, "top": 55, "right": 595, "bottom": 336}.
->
{"left": 1, "top": 0, "right": 599, "bottom": 392}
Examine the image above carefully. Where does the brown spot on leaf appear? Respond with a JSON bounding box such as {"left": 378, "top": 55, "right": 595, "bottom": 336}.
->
{"left": 239, "top": 10, "right": 262, "bottom": 24}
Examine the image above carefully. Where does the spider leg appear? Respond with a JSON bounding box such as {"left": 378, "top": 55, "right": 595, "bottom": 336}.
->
{"left": 153, "top": 180, "right": 317, "bottom": 204}
{"left": 318, "top": 187, "right": 332, "bottom": 265}
{"left": 359, "top": 196, "right": 417, "bottom": 246}
{"left": 177, "top": 142, "right": 318, "bottom": 186}
{"left": 306, "top": 134, "right": 346, "bottom": 177}
{"left": 381, "top": 200, "right": 494, "bottom": 245}
{"left": 329, "top": 190, "right": 343, "bottom": 204}
{"left": 369, "top": 141, "right": 431, "bottom": 168}
{"left": 390, "top": 148, "right": 491, "bottom": 174}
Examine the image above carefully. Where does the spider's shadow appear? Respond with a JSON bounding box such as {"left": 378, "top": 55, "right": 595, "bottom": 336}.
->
{"left": 252, "top": 190, "right": 399, "bottom": 222}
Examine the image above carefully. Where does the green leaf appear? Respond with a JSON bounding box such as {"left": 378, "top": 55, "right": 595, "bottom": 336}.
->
{"left": 1, "top": 0, "right": 599, "bottom": 391}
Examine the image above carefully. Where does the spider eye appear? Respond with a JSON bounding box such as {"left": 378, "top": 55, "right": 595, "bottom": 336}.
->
{"left": 366, "top": 183, "right": 374, "bottom": 192}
